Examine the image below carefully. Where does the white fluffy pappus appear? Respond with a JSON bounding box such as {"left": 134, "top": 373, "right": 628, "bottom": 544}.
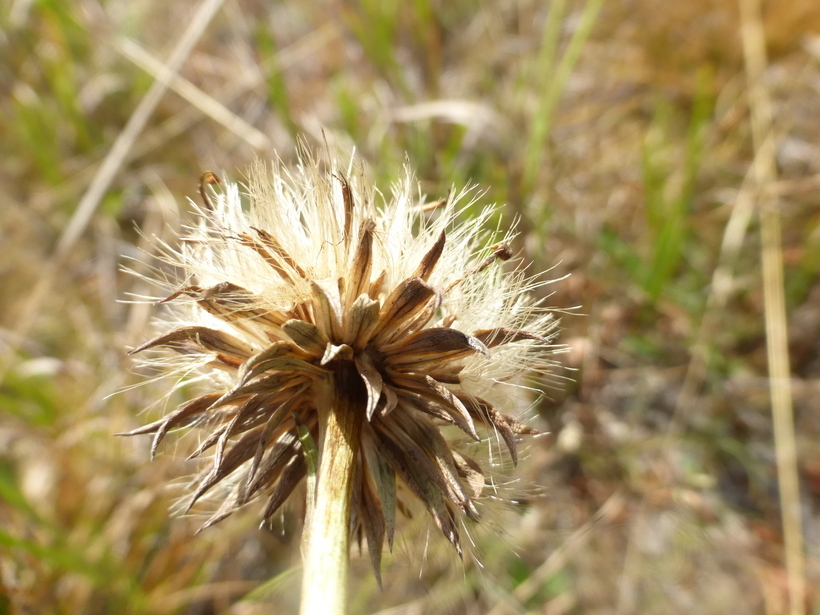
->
{"left": 123, "top": 153, "right": 563, "bottom": 578}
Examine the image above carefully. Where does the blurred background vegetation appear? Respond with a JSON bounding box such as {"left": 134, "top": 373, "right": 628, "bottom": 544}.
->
{"left": 1, "top": 0, "right": 820, "bottom": 613}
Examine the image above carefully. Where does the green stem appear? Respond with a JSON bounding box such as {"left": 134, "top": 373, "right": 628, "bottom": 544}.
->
{"left": 300, "top": 363, "right": 364, "bottom": 615}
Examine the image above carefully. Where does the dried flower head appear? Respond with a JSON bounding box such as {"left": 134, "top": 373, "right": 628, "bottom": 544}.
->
{"left": 124, "top": 155, "right": 558, "bottom": 580}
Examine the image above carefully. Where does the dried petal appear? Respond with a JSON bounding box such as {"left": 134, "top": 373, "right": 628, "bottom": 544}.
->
{"left": 371, "top": 424, "right": 462, "bottom": 556}
{"left": 239, "top": 340, "right": 316, "bottom": 383}
{"left": 381, "top": 385, "right": 398, "bottom": 417}
{"left": 310, "top": 280, "right": 343, "bottom": 342}
{"left": 359, "top": 472, "right": 386, "bottom": 584}
{"left": 389, "top": 373, "right": 480, "bottom": 440}
{"left": 247, "top": 432, "right": 302, "bottom": 499}
{"left": 368, "top": 270, "right": 386, "bottom": 299}
{"left": 186, "top": 425, "right": 267, "bottom": 510}
{"left": 412, "top": 229, "right": 446, "bottom": 281}
{"left": 344, "top": 219, "right": 375, "bottom": 310}
{"left": 392, "top": 410, "right": 478, "bottom": 520}
{"left": 117, "top": 392, "right": 222, "bottom": 460}
{"left": 370, "top": 277, "right": 437, "bottom": 344}
{"left": 261, "top": 455, "right": 307, "bottom": 520}
{"left": 281, "top": 319, "right": 328, "bottom": 356}
{"left": 321, "top": 343, "right": 354, "bottom": 365}
{"left": 212, "top": 372, "right": 306, "bottom": 411}
{"left": 129, "top": 326, "right": 255, "bottom": 360}
{"left": 383, "top": 327, "right": 487, "bottom": 368}
{"left": 167, "top": 283, "right": 288, "bottom": 334}
{"left": 451, "top": 451, "right": 485, "bottom": 499}
{"left": 337, "top": 174, "right": 355, "bottom": 250}
{"left": 363, "top": 434, "right": 397, "bottom": 549}
{"left": 457, "top": 393, "right": 539, "bottom": 465}
{"left": 243, "top": 399, "right": 296, "bottom": 501}
{"left": 251, "top": 227, "right": 307, "bottom": 279}
{"left": 345, "top": 294, "right": 380, "bottom": 348}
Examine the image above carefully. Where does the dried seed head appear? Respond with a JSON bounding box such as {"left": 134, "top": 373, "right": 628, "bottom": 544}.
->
{"left": 124, "top": 155, "right": 560, "bottom": 575}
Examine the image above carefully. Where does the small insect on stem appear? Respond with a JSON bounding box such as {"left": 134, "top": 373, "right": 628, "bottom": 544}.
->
{"left": 199, "top": 171, "right": 222, "bottom": 211}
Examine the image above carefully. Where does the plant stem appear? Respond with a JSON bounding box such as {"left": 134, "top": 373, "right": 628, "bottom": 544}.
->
{"left": 300, "top": 362, "right": 364, "bottom": 615}
{"left": 739, "top": 0, "right": 806, "bottom": 612}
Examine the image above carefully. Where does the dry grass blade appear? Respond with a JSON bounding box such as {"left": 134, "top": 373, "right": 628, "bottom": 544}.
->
{"left": 739, "top": 0, "right": 806, "bottom": 613}
{"left": 114, "top": 37, "right": 272, "bottom": 151}
{"left": 0, "top": 0, "right": 226, "bottom": 384}
{"left": 668, "top": 151, "right": 759, "bottom": 435}
{"left": 488, "top": 492, "right": 627, "bottom": 615}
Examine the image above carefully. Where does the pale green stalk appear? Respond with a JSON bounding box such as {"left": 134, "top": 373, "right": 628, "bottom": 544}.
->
{"left": 300, "top": 364, "right": 365, "bottom": 615}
